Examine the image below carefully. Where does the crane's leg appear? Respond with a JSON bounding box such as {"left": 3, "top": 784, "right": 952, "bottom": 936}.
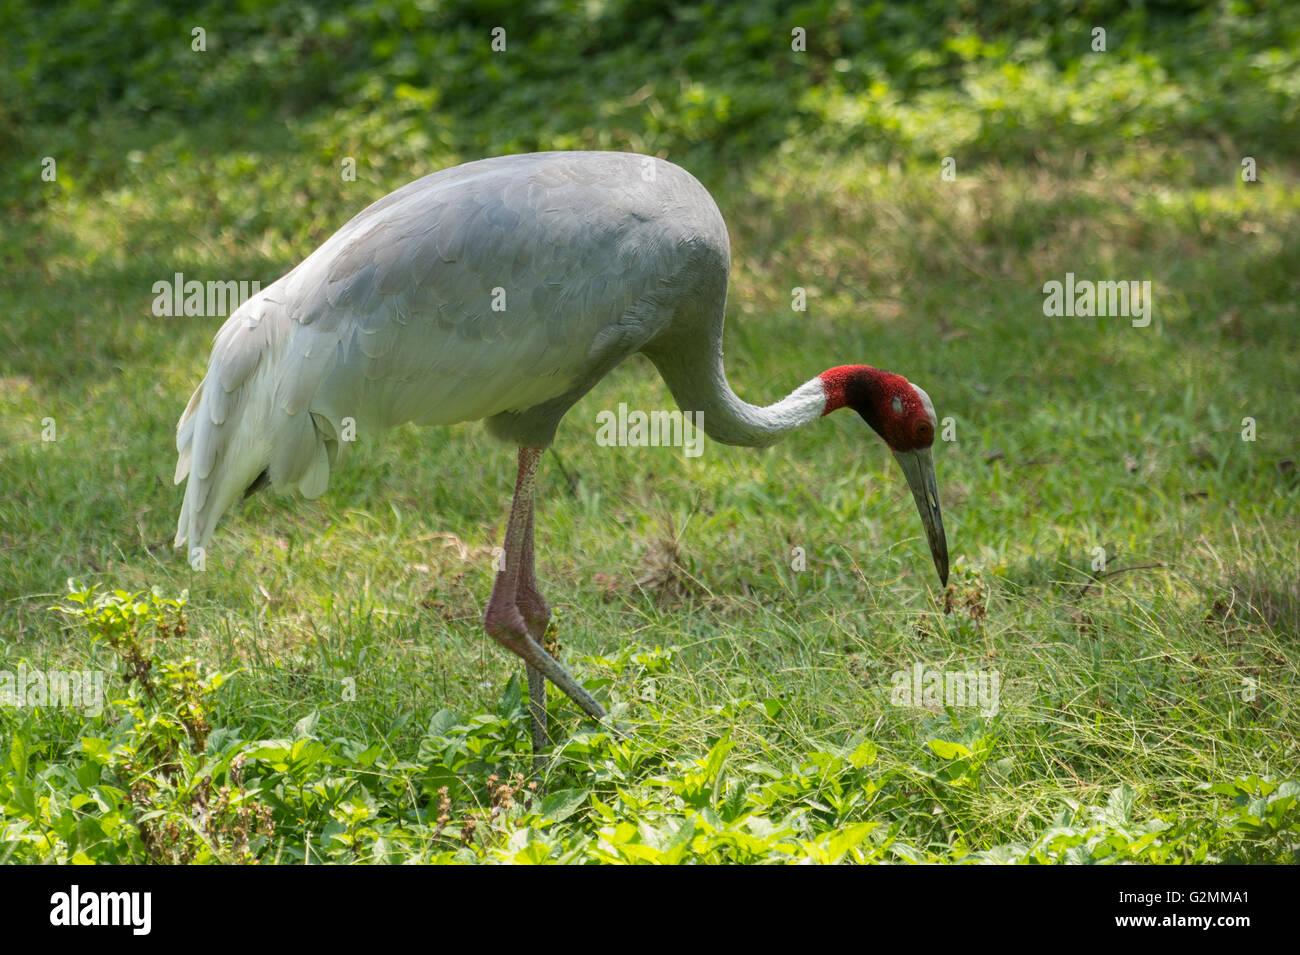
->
{"left": 516, "top": 509, "right": 551, "bottom": 755}
{"left": 484, "top": 447, "right": 607, "bottom": 757}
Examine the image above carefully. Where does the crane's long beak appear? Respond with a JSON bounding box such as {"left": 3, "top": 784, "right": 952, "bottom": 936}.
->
{"left": 892, "top": 447, "right": 949, "bottom": 588}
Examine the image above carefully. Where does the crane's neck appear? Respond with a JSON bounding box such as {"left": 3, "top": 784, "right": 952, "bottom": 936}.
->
{"left": 649, "top": 345, "right": 845, "bottom": 448}
{"left": 641, "top": 264, "right": 890, "bottom": 447}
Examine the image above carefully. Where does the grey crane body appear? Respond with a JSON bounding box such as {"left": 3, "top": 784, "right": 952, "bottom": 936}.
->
{"left": 175, "top": 152, "right": 741, "bottom": 552}
{"left": 174, "top": 150, "right": 949, "bottom": 752}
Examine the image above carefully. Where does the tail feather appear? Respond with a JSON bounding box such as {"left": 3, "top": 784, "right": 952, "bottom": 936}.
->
{"left": 174, "top": 293, "right": 340, "bottom": 553}
{"left": 173, "top": 381, "right": 201, "bottom": 484}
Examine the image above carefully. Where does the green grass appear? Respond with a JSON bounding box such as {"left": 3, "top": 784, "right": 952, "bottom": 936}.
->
{"left": 1, "top": 0, "right": 1298, "bottom": 863}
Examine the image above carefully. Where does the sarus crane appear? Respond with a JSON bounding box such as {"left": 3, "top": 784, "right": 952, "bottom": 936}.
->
{"left": 174, "top": 151, "right": 949, "bottom": 753}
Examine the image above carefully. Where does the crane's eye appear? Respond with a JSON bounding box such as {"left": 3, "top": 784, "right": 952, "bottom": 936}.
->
{"left": 914, "top": 419, "right": 933, "bottom": 442}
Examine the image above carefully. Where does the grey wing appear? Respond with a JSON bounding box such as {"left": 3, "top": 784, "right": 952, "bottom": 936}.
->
{"left": 273, "top": 154, "right": 696, "bottom": 441}
{"left": 175, "top": 152, "right": 722, "bottom": 550}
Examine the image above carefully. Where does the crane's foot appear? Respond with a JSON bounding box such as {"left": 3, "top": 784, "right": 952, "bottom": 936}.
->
{"left": 485, "top": 607, "right": 608, "bottom": 722}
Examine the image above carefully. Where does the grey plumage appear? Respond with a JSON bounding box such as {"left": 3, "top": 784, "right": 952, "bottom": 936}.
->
{"left": 174, "top": 151, "right": 738, "bottom": 552}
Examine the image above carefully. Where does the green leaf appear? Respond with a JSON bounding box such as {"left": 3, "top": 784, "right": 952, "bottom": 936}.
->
{"left": 848, "top": 740, "right": 878, "bottom": 769}
{"left": 826, "top": 821, "right": 878, "bottom": 862}
{"left": 425, "top": 708, "right": 459, "bottom": 739}
{"left": 927, "top": 739, "right": 971, "bottom": 760}
{"left": 10, "top": 785, "right": 37, "bottom": 818}
{"left": 891, "top": 843, "right": 928, "bottom": 863}
{"left": 702, "top": 736, "right": 733, "bottom": 783}
{"left": 244, "top": 742, "right": 292, "bottom": 766}
{"left": 499, "top": 674, "right": 522, "bottom": 714}
{"left": 293, "top": 710, "right": 320, "bottom": 740}
{"left": 9, "top": 735, "right": 28, "bottom": 783}
{"left": 76, "top": 760, "right": 101, "bottom": 788}
{"left": 539, "top": 789, "right": 589, "bottom": 824}
{"left": 1103, "top": 784, "right": 1138, "bottom": 826}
